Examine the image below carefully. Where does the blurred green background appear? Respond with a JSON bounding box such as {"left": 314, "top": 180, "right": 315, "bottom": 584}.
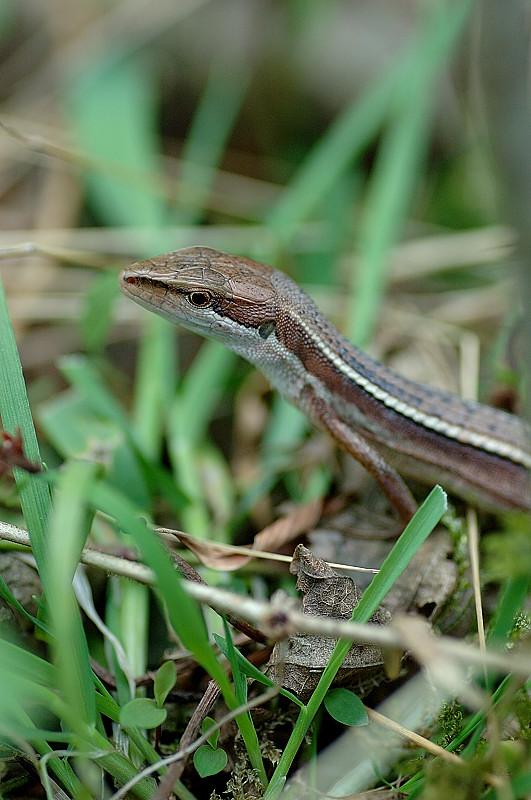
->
{"left": 0, "top": 2, "right": 529, "bottom": 799}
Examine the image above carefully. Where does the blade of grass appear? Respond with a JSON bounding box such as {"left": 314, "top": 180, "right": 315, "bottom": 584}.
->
{"left": 165, "top": 58, "right": 247, "bottom": 536}
{"left": 168, "top": 343, "right": 235, "bottom": 537}
{"left": 264, "top": 67, "right": 398, "bottom": 250}
{"left": 89, "top": 480, "right": 268, "bottom": 785}
{"left": 68, "top": 57, "right": 165, "bottom": 229}
{"left": 45, "top": 460, "right": 99, "bottom": 729}
{"left": 38, "top": 389, "right": 151, "bottom": 511}
{"left": 264, "top": 485, "right": 447, "bottom": 799}
{"left": 214, "top": 633, "right": 305, "bottom": 709}
{"left": 81, "top": 270, "right": 121, "bottom": 355}
{"left": 236, "top": 397, "right": 308, "bottom": 519}
{"left": 264, "top": 2, "right": 467, "bottom": 252}
{"left": 70, "top": 54, "right": 176, "bottom": 460}
{"left": 0, "top": 278, "right": 51, "bottom": 572}
{"left": 69, "top": 55, "right": 173, "bottom": 716}
{"left": 487, "top": 576, "right": 529, "bottom": 646}
{"left": 173, "top": 58, "right": 249, "bottom": 224}
{"left": 59, "top": 355, "right": 132, "bottom": 435}
{"left": 218, "top": 620, "right": 266, "bottom": 775}
{"left": 132, "top": 315, "right": 176, "bottom": 461}
{"left": 348, "top": 0, "right": 473, "bottom": 346}
{"left": 0, "top": 637, "right": 156, "bottom": 799}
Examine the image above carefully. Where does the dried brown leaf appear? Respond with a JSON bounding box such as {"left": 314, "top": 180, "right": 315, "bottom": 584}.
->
{"left": 253, "top": 498, "right": 323, "bottom": 552}
{"left": 170, "top": 531, "right": 252, "bottom": 571}
{"left": 266, "top": 545, "right": 390, "bottom": 699}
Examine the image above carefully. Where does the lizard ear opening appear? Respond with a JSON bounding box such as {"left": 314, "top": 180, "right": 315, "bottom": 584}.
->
{"left": 258, "top": 321, "right": 275, "bottom": 340}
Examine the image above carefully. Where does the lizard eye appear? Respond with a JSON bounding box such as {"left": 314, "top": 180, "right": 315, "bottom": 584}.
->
{"left": 187, "top": 290, "right": 213, "bottom": 308}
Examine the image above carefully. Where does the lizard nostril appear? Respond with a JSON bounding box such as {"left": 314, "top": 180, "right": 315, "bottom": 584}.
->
{"left": 123, "top": 274, "right": 138, "bottom": 284}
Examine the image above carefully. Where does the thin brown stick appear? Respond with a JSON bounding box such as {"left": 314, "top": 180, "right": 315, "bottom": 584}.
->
{"left": 152, "top": 680, "right": 221, "bottom": 800}
{"left": 0, "top": 520, "right": 528, "bottom": 679}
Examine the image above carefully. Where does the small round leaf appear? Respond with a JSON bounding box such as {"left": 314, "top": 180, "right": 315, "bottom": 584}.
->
{"left": 193, "top": 745, "right": 228, "bottom": 777}
{"left": 324, "top": 688, "right": 368, "bottom": 727}
{"left": 120, "top": 698, "right": 167, "bottom": 729}
{"left": 154, "top": 660, "right": 177, "bottom": 707}
{"left": 200, "top": 716, "right": 219, "bottom": 749}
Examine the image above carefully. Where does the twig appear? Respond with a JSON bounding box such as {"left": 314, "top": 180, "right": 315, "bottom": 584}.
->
{"left": 0, "top": 520, "right": 528, "bottom": 678}
{"left": 152, "top": 680, "right": 221, "bottom": 800}
{"left": 365, "top": 707, "right": 462, "bottom": 766}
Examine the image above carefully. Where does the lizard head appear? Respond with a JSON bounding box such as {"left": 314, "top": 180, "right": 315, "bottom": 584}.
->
{"left": 120, "top": 247, "right": 280, "bottom": 344}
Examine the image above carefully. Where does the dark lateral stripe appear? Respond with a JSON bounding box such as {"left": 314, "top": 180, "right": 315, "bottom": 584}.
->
{"left": 275, "top": 308, "right": 530, "bottom": 468}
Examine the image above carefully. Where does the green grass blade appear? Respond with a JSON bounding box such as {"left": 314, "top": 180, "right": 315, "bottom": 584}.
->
{"left": 219, "top": 620, "right": 269, "bottom": 777}
{"left": 348, "top": 0, "right": 473, "bottom": 345}
{"left": 174, "top": 59, "right": 249, "bottom": 223}
{"left": 266, "top": 1, "right": 472, "bottom": 257}
{"left": 68, "top": 55, "right": 168, "bottom": 722}
{"left": 88, "top": 481, "right": 267, "bottom": 784}
{"left": 167, "top": 343, "right": 235, "bottom": 537}
{"left": 487, "top": 576, "right": 529, "bottom": 646}
{"left": 90, "top": 482, "right": 230, "bottom": 682}
{"left": 46, "top": 460, "right": 99, "bottom": 728}
{"left": 214, "top": 633, "right": 305, "bottom": 709}
{"left": 264, "top": 485, "right": 447, "bottom": 798}
{"left": 80, "top": 270, "right": 121, "bottom": 355}
{"left": 351, "top": 485, "right": 447, "bottom": 623}
{"left": 59, "top": 355, "right": 132, "bottom": 436}
{"left": 0, "top": 573, "right": 50, "bottom": 635}
{"left": 265, "top": 69, "right": 397, "bottom": 248}
{"left": 176, "top": 342, "right": 235, "bottom": 446}
{"left": 0, "top": 636, "right": 56, "bottom": 687}
{"left": 132, "top": 315, "right": 176, "bottom": 460}
{"left": 237, "top": 397, "right": 308, "bottom": 517}
{"left": 68, "top": 57, "right": 164, "bottom": 229}
{"left": 0, "top": 278, "right": 51, "bottom": 573}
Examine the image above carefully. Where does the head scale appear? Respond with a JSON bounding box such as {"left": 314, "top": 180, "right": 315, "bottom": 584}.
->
{"left": 120, "top": 246, "right": 279, "bottom": 343}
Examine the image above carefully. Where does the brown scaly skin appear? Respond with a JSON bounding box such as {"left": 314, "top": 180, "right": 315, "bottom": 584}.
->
{"left": 121, "top": 247, "right": 531, "bottom": 519}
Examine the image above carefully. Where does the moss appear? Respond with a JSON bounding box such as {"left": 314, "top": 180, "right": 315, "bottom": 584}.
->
{"left": 422, "top": 756, "right": 487, "bottom": 800}
{"left": 436, "top": 702, "right": 464, "bottom": 747}
{"left": 513, "top": 687, "right": 531, "bottom": 741}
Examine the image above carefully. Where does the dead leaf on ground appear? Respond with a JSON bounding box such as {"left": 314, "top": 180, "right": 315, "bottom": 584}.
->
{"left": 266, "top": 545, "right": 390, "bottom": 700}
{"left": 158, "top": 497, "right": 323, "bottom": 573}
{"left": 253, "top": 497, "right": 323, "bottom": 552}
{"left": 164, "top": 530, "right": 252, "bottom": 571}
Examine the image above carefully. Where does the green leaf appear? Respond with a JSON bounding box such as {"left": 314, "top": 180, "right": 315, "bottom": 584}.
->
{"left": 132, "top": 315, "right": 176, "bottom": 461}
{"left": 0, "top": 574, "right": 50, "bottom": 635}
{"left": 89, "top": 482, "right": 227, "bottom": 684}
{"left": 154, "top": 661, "right": 177, "bottom": 708}
{"left": 68, "top": 57, "right": 164, "bottom": 229}
{"left": 324, "top": 688, "right": 368, "bottom": 727}
{"left": 87, "top": 482, "right": 267, "bottom": 784}
{"left": 193, "top": 744, "right": 227, "bottom": 778}
{"left": 353, "top": 485, "right": 447, "bottom": 624}
{"left": 80, "top": 271, "right": 120, "bottom": 353}
{"left": 174, "top": 59, "right": 249, "bottom": 224}
{"left": 347, "top": 0, "right": 474, "bottom": 346}
{"left": 120, "top": 698, "right": 167, "bottom": 730}
{"left": 0, "top": 278, "right": 51, "bottom": 573}
{"left": 201, "top": 716, "right": 219, "bottom": 749}
{"left": 488, "top": 576, "right": 530, "bottom": 646}
{"left": 213, "top": 633, "right": 305, "bottom": 709}
{"left": 46, "top": 460, "right": 99, "bottom": 729}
